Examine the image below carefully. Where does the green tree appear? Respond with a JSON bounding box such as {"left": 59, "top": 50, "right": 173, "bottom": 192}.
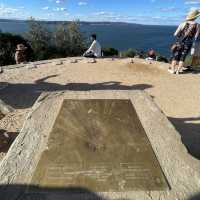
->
{"left": 54, "top": 23, "right": 70, "bottom": 57}
{"left": 54, "top": 21, "right": 87, "bottom": 57}
{"left": 26, "top": 18, "right": 52, "bottom": 60}
{"left": 67, "top": 21, "right": 86, "bottom": 56}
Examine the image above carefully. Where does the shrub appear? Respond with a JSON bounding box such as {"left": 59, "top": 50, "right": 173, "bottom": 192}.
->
{"left": 102, "top": 47, "right": 119, "bottom": 57}
{"left": 67, "top": 21, "right": 87, "bottom": 56}
{"left": 156, "top": 55, "right": 169, "bottom": 63}
{"left": 54, "top": 24, "right": 70, "bottom": 57}
{"left": 121, "top": 48, "right": 136, "bottom": 58}
{"left": 26, "top": 18, "right": 52, "bottom": 61}
{"left": 136, "top": 50, "right": 146, "bottom": 59}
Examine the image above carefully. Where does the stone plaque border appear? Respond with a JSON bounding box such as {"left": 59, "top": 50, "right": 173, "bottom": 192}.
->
{"left": 0, "top": 91, "right": 199, "bottom": 200}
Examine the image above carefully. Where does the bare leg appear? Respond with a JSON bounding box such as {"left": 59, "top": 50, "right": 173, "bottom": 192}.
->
{"left": 168, "top": 60, "right": 177, "bottom": 74}
{"left": 176, "top": 61, "right": 184, "bottom": 74}
{"left": 172, "top": 60, "right": 177, "bottom": 72}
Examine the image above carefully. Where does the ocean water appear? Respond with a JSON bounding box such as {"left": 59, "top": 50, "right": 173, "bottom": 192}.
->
{"left": 0, "top": 21, "right": 176, "bottom": 57}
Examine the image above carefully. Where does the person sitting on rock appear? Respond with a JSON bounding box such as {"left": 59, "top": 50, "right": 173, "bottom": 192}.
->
{"left": 15, "top": 44, "right": 27, "bottom": 64}
{"left": 146, "top": 49, "right": 156, "bottom": 61}
{"left": 83, "top": 34, "right": 102, "bottom": 58}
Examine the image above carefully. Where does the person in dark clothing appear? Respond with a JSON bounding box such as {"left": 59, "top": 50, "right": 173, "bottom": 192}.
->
{"left": 147, "top": 49, "right": 156, "bottom": 60}
{"left": 169, "top": 9, "right": 200, "bottom": 74}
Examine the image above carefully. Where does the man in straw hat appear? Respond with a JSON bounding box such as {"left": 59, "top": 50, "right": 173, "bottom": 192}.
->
{"left": 169, "top": 9, "right": 200, "bottom": 74}
{"left": 15, "top": 44, "right": 27, "bottom": 64}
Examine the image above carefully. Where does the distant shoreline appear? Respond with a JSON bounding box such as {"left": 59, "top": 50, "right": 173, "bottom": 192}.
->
{"left": 0, "top": 19, "right": 176, "bottom": 57}
{"left": 0, "top": 18, "right": 177, "bottom": 27}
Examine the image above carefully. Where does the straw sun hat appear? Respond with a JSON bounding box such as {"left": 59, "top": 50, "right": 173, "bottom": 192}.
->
{"left": 186, "top": 9, "right": 200, "bottom": 21}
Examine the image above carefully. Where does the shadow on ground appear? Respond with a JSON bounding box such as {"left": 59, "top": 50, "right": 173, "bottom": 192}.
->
{"left": 0, "top": 184, "right": 199, "bottom": 200}
{"left": 0, "top": 129, "right": 19, "bottom": 153}
{"left": 0, "top": 75, "right": 153, "bottom": 109}
{"left": 168, "top": 117, "right": 200, "bottom": 160}
{"left": 0, "top": 184, "right": 129, "bottom": 200}
{"left": 183, "top": 67, "right": 200, "bottom": 74}
{"left": 189, "top": 193, "right": 200, "bottom": 200}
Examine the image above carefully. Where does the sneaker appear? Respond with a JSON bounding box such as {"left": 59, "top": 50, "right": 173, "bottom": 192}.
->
{"left": 176, "top": 71, "right": 184, "bottom": 75}
{"left": 168, "top": 69, "right": 175, "bottom": 74}
{"left": 176, "top": 68, "right": 184, "bottom": 74}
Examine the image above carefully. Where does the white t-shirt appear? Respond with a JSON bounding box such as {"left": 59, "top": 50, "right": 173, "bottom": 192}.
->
{"left": 86, "top": 40, "right": 102, "bottom": 57}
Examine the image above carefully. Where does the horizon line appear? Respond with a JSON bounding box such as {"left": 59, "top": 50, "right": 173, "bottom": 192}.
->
{"left": 0, "top": 18, "right": 178, "bottom": 27}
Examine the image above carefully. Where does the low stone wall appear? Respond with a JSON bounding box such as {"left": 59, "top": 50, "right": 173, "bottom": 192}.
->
{"left": 2, "top": 56, "right": 200, "bottom": 74}
{"left": 1, "top": 57, "right": 171, "bottom": 71}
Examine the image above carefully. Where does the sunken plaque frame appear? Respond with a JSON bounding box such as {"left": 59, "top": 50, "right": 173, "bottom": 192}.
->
{"left": 0, "top": 91, "right": 199, "bottom": 200}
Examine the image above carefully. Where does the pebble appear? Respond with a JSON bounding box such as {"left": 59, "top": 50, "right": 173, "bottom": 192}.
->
{"left": 26, "top": 63, "right": 37, "bottom": 69}
{"left": 53, "top": 61, "right": 63, "bottom": 65}
{"left": 70, "top": 59, "right": 78, "bottom": 63}
{"left": 87, "top": 58, "right": 97, "bottom": 63}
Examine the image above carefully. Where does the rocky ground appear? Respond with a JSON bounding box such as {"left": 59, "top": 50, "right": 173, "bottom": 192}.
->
{"left": 0, "top": 57, "right": 200, "bottom": 162}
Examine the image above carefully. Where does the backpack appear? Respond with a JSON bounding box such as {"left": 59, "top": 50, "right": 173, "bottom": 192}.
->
{"left": 181, "top": 23, "right": 197, "bottom": 41}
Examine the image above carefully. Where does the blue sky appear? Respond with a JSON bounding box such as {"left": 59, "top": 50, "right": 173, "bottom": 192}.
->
{"left": 0, "top": 0, "right": 200, "bottom": 25}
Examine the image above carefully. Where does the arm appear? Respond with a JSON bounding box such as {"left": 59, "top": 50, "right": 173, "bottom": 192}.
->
{"left": 86, "top": 41, "right": 96, "bottom": 53}
{"left": 174, "top": 22, "right": 185, "bottom": 37}
{"left": 195, "top": 24, "right": 200, "bottom": 40}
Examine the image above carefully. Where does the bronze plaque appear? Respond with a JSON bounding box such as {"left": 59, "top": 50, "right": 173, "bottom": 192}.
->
{"left": 30, "top": 100, "right": 169, "bottom": 191}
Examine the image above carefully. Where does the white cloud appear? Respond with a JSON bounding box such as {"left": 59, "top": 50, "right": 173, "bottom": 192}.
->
{"left": 185, "top": 0, "right": 200, "bottom": 5}
{"left": 53, "top": 7, "right": 67, "bottom": 12}
{"left": 0, "top": 4, "right": 18, "bottom": 16}
{"left": 60, "top": 7, "right": 66, "bottom": 11}
{"left": 160, "top": 7, "right": 177, "bottom": 12}
{"left": 56, "top": 0, "right": 61, "bottom": 4}
{"left": 0, "top": 4, "right": 31, "bottom": 19}
{"left": 43, "top": 6, "right": 50, "bottom": 10}
{"left": 78, "top": 2, "right": 87, "bottom": 6}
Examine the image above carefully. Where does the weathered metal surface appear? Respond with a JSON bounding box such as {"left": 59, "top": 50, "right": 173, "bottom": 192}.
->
{"left": 30, "top": 99, "right": 168, "bottom": 192}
